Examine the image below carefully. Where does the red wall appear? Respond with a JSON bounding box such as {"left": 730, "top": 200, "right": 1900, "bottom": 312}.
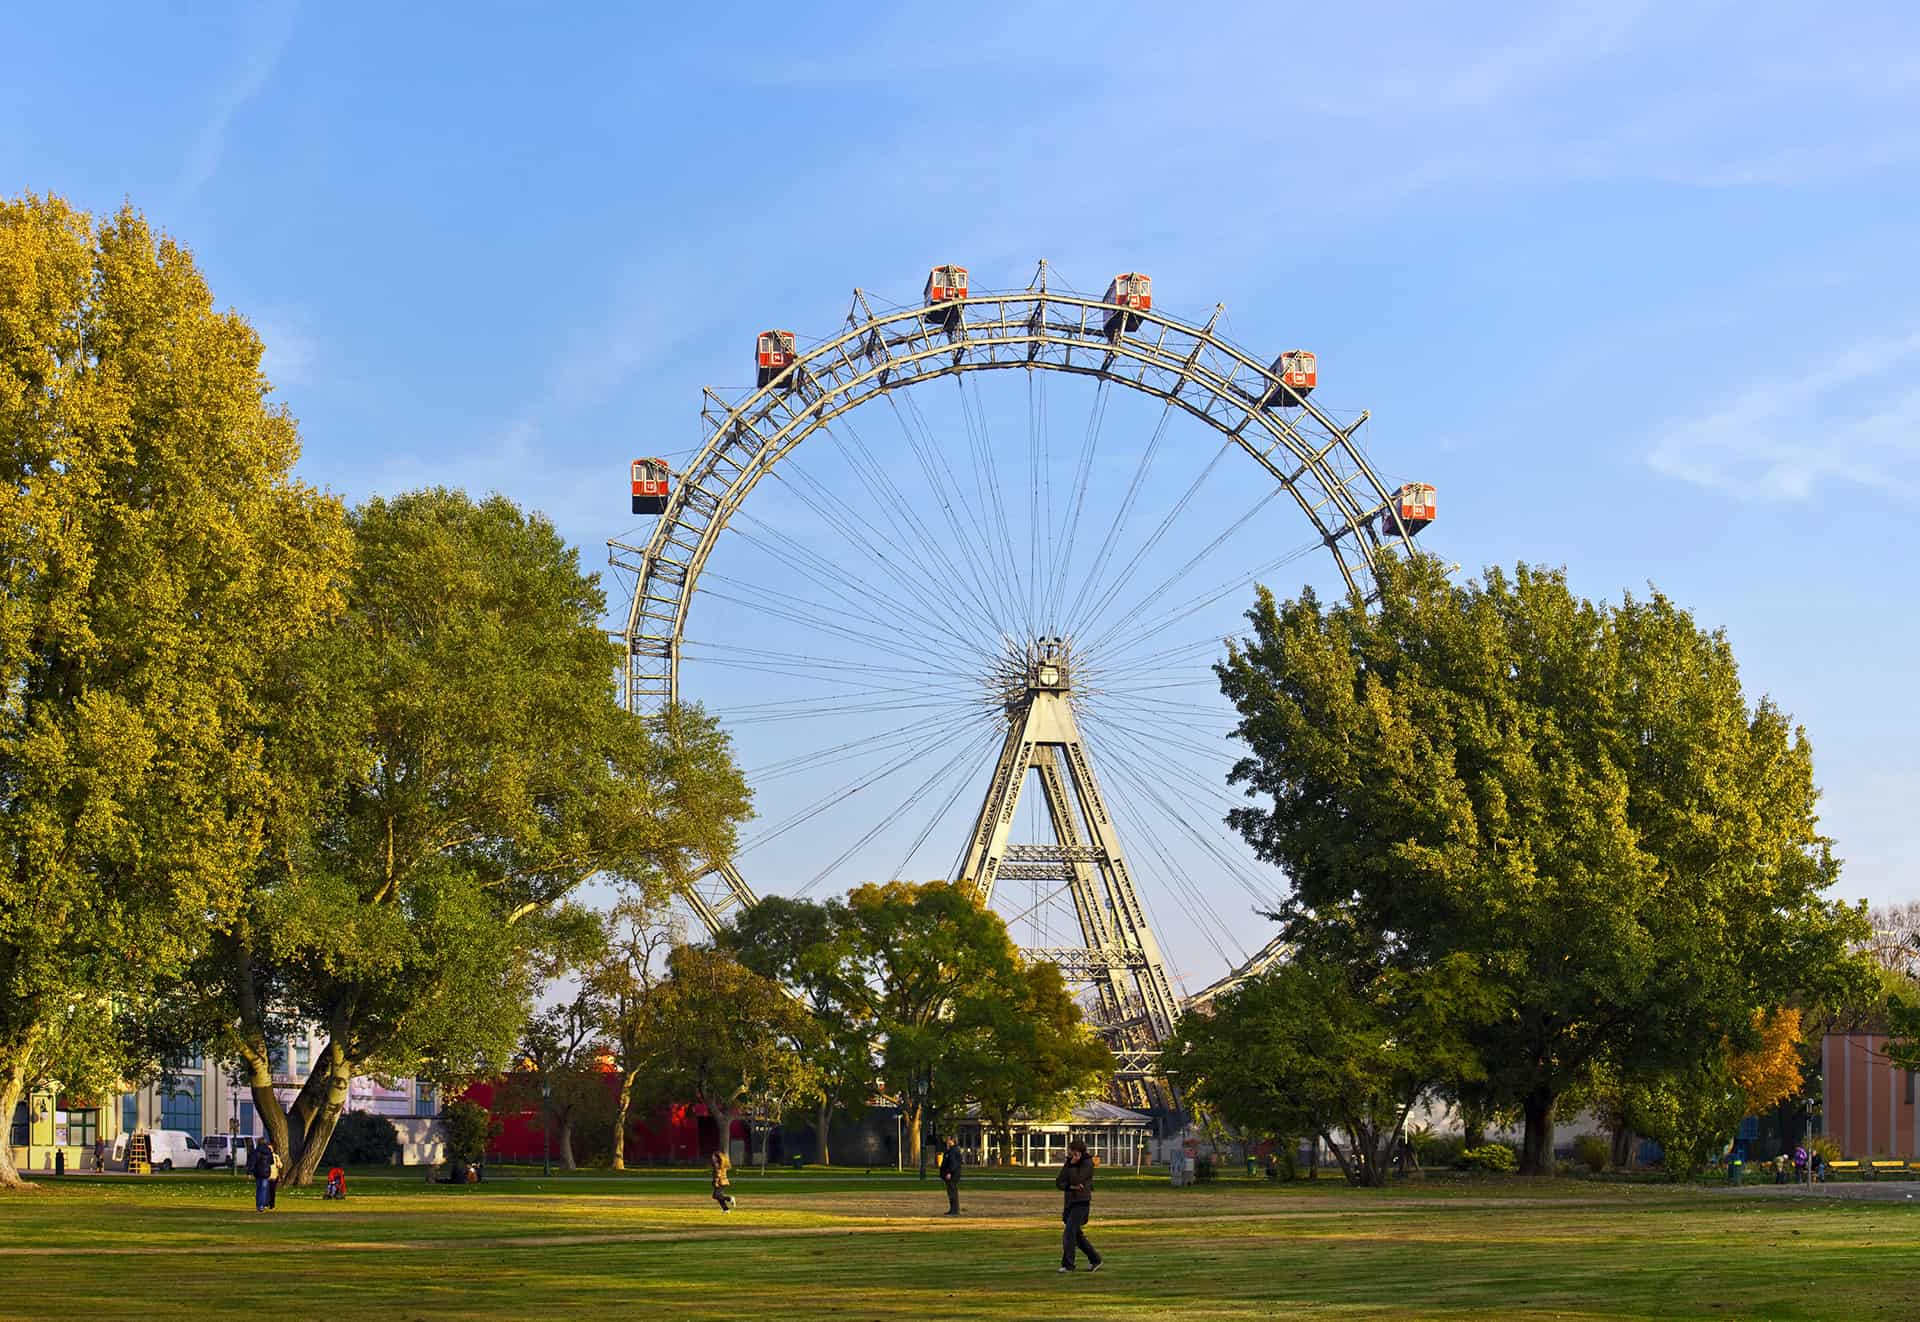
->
{"left": 459, "top": 1077, "right": 744, "bottom": 1163}
{"left": 1822, "top": 1033, "right": 1919, "bottom": 1159}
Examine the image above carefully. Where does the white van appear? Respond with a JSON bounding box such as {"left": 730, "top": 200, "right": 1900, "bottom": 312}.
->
{"left": 112, "top": 1129, "right": 209, "bottom": 1171}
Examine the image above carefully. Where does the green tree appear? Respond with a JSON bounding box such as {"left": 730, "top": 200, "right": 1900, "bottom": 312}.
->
{"left": 948, "top": 960, "right": 1112, "bottom": 1164}
{"left": 506, "top": 986, "right": 610, "bottom": 1172}
{"left": 1216, "top": 557, "right": 1868, "bottom": 1174}
{"left": 643, "top": 946, "right": 819, "bottom": 1162}
{"left": 585, "top": 897, "right": 677, "bottom": 1170}
{"left": 718, "top": 895, "right": 874, "bottom": 1165}
{"left": 203, "top": 489, "right": 750, "bottom": 1184}
{"left": 1166, "top": 949, "right": 1491, "bottom": 1186}
{"left": 438, "top": 1098, "right": 498, "bottom": 1170}
{"left": 836, "top": 881, "right": 1023, "bottom": 1167}
{"left": 0, "top": 196, "right": 351, "bottom": 1188}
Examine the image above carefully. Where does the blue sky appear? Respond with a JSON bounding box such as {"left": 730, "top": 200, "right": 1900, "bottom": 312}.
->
{"left": 8, "top": 3, "right": 1917, "bottom": 983}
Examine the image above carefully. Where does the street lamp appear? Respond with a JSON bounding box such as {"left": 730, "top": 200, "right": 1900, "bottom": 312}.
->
{"left": 541, "top": 1075, "right": 552, "bottom": 1178}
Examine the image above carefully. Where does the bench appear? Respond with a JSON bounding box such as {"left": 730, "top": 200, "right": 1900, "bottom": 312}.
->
{"left": 1869, "top": 1160, "right": 1909, "bottom": 1180}
{"left": 1825, "top": 1159, "right": 1862, "bottom": 1180}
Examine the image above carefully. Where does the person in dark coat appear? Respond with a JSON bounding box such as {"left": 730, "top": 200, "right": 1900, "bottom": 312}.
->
{"left": 938, "top": 1136, "right": 962, "bottom": 1215}
{"left": 710, "top": 1148, "right": 736, "bottom": 1212}
{"left": 249, "top": 1139, "right": 276, "bottom": 1213}
{"left": 1055, "top": 1139, "right": 1102, "bottom": 1273}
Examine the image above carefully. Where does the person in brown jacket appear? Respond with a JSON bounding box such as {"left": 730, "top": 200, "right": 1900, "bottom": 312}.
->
{"left": 710, "top": 1148, "right": 736, "bottom": 1212}
{"left": 1055, "top": 1139, "right": 1102, "bottom": 1273}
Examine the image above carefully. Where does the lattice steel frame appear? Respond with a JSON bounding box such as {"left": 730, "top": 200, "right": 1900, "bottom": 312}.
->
{"left": 609, "top": 270, "right": 1421, "bottom": 978}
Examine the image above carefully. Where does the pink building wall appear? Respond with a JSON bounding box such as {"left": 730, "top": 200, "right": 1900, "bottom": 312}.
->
{"left": 1821, "top": 1033, "right": 1919, "bottom": 1158}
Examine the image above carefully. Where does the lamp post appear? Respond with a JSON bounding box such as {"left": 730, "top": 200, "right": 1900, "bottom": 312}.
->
{"left": 895, "top": 1110, "right": 902, "bottom": 1173}
{"left": 541, "top": 1075, "right": 552, "bottom": 1178}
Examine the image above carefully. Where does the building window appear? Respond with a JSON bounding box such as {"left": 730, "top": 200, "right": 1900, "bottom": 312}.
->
{"left": 415, "top": 1081, "right": 437, "bottom": 1118}
{"left": 122, "top": 1094, "right": 139, "bottom": 1134}
{"left": 159, "top": 1077, "right": 201, "bottom": 1135}
{"left": 163, "top": 1049, "right": 204, "bottom": 1072}
{"left": 66, "top": 1109, "right": 99, "bottom": 1150}
{"left": 294, "top": 1039, "right": 312, "bottom": 1077}
{"left": 9, "top": 1102, "right": 26, "bottom": 1147}
{"left": 239, "top": 1100, "right": 255, "bottom": 1137}
{"left": 268, "top": 1042, "right": 289, "bottom": 1077}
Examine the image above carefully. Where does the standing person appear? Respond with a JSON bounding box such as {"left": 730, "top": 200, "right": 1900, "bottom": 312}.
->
{"left": 1055, "top": 1139, "right": 1102, "bottom": 1274}
{"left": 939, "top": 1136, "right": 962, "bottom": 1216}
{"left": 710, "top": 1147, "right": 736, "bottom": 1212}
{"left": 249, "top": 1139, "right": 275, "bottom": 1213}
{"left": 268, "top": 1142, "right": 283, "bottom": 1208}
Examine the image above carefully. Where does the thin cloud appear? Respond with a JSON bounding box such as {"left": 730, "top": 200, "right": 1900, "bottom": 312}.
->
{"left": 1647, "top": 332, "right": 1920, "bottom": 500}
{"left": 177, "top": 0, "right": 299, "bottom": 202}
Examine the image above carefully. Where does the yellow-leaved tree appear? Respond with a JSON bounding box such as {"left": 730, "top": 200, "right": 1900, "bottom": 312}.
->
{"left": 0, "top": 195, "right": 350, "bottom": 1189}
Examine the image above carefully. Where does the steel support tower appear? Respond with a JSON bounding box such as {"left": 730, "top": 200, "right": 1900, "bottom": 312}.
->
{"left": 957, "top": 638, "right": 1182, "bottom": 1103}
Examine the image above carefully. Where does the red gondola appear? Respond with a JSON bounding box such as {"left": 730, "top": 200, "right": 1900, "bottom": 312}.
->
{"left": 924, "top": 264, "right": 968, "bottom": 327}
{"left": 631, "top": 458, "right": 670, "bottom": 516}
{"left": 1381, "top": 482, "right": 1436, "bottom": 538}
{"left": 1103, "top": 272, "right": 1152, "bottom": 335}
{"left": 1267, "top": 350, "right": 1317, "bottom": 403}
{"left": 756, "top": 330, "right": 797, "bottom": 388}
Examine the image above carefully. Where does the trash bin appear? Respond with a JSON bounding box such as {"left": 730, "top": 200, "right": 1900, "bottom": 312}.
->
{"left": 1245, "top": 1155, "right": 1257, "bottom": 1178}
{"left": 1726, "top": 1159, "right": 1743, "bottom": 1185}
{"left": 54, "top": 1149, "right": 65, "bottom": 1177}
{"left": 789, "top": 1154, "right": 803, "bottom": 1170}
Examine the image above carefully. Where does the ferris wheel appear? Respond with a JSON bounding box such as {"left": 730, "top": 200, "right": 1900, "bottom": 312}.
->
{"left": 608, "top": 262, "right": 1434, "bottom": 1089}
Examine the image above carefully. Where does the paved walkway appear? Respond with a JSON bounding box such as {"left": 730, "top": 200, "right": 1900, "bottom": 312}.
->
{"left": 1723, "top": 1181, "right": 1920, "bottom": 1202}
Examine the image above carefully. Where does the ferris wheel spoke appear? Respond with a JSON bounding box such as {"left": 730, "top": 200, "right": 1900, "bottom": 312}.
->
{"left": 883, "top": 721, "right": 1003, "bottom": 884}
{"left": 697, "top": 584, "right": 973, "bottom": 676}
{"left": 1081, "top": 715, "right": 1283, "bottom": 910}
{"left": 888, "top": 394, "right": 1024, "bottom": 637}
{"left": 1067, "top": 437, "right": 1236, "bottom": 646}
{"left": 684, "top": 640, "right": 972, "bottom": 685}
{"left": 809, "top": 415, "right": 1009, "bottom": 643}
{"left": 746, "top": 708, "right": 993, "bottom": 783}
{"left": 1043, "top": 378, "right": 1113, "bottom": 628}
{"left": 729, "top": 508, "right": 991, "bottom": 666}
{"left": 1082, "top": 746, "right": 1242, "bottom": 974}
{"left": 1085, "top": 535, "right": 1320, "bottom": 664}
{"left": 1077, "top": 487, "right": 1293, "bottom": 658}
{"left": 1083, "top": 734, "right": 1269, "bottom": 949}
{"left": 958, "top": 375, "right": 1032, "bottom": 638}
{"left": 737, "top": 707, "right": 984, "bottom": 856}
{"left": 796, "top": 724, "right": 1004, "bottom": 895}
{"left": 768, "top": 451, "right": 1004, "bottom": 655}
{"left": 700, "top": 567, "right": 983, "bottom": 674}
{"left": 1057, "top": 400, "right": 1176, "bottom": 639}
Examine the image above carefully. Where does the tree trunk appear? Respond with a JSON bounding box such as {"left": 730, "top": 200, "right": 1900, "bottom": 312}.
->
{"left": 0, "top": 1055, "right": 33, "bottom": 1190}
{"left": 1320, "top": 1131, "right": 1356, "bottom": 1185}
{"left": 1307, "top": 1135, "right": 1318, "bottom": 1181}
{"left": 1520, "top": 1088, "right": 1556, "bottom": 1176}
{"left": 1460, "top": 1096, "right": 1487, "bottom": 1151}
{"left": 558, "top": 1110, "right": 577, "bottom": 1171}
{"left": 611, "top": 1072, "right": 636, "bottom": 1171}
{"left": 709, "top": 1103, "right": 737, "bottom": 1162}
{"left": 815, "top": 1097, "right": 832, "bottom": 1166}
{"left": 1610, "top": 1122, "right": 1638, "bottom": 1171}
{"left": 902, "top": 1100, "right": 924, "bottom": 1168}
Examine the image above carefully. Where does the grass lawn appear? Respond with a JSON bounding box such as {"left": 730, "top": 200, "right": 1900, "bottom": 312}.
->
{"left": 2, "top": 1167, "right": 1916, "bottom": 1320}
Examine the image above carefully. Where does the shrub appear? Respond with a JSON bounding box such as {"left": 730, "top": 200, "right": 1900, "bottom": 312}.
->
{"left": 323, "top": 1111, "right": 400, "bottom": 1166}
{"left": 1460, "top": 1144, "right": 1518, "bottom": 1173}
{"left": 1572, "top": 1133, "right": 1609, "bottom": 1174}
{"left": 439, "top": 1100, "right": 499, "bottom": 1168}
{"left": 1411, "top": 1131, "right": 1465, "bottom": 1169}
{"left": 1808, "top": 1135, "right": 1841, "bottom": 1166}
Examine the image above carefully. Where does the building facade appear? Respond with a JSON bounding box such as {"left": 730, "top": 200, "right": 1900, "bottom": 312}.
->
{"left": 1822, "top": 1032, "right": 1918, "bottom": 1159}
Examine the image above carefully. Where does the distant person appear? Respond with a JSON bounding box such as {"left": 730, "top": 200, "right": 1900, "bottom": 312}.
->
{"left": 249, "top": 1139, "right": 275, "bottom": 1213}
{"left": 93, "top": 1137, "right": 105, "bottom": 1173}
{"left": 268, "top": 1142, "right": 284, "bottom": 1208}
{"left": 1055, "top": 1139, "right": 1102, "bottom": 1274}
{"left": 939, "top": 1136, "right": 962, "bottom": 1215}
{"left": 710, "top": 1148, "right": 736, "bottom": 1212}
{"left": 1792, "top": 1145, "right": 1809, "bottom": 1182}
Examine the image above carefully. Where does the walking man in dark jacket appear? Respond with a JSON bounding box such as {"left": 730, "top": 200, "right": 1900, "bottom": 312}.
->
{"left": 1056, "top": 1139, "right": 1102, "bottom": 1273}
{"left": 249, "top": 1139, "right": 275, "bottom": 1213}
{"left": 939, "top": 1135, "right": 962, "bottom": 1215}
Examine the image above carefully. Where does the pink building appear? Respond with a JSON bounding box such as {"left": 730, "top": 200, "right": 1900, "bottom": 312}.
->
{"left": 1822, "top": 1033, "right": 1919, "bottom": 1158}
